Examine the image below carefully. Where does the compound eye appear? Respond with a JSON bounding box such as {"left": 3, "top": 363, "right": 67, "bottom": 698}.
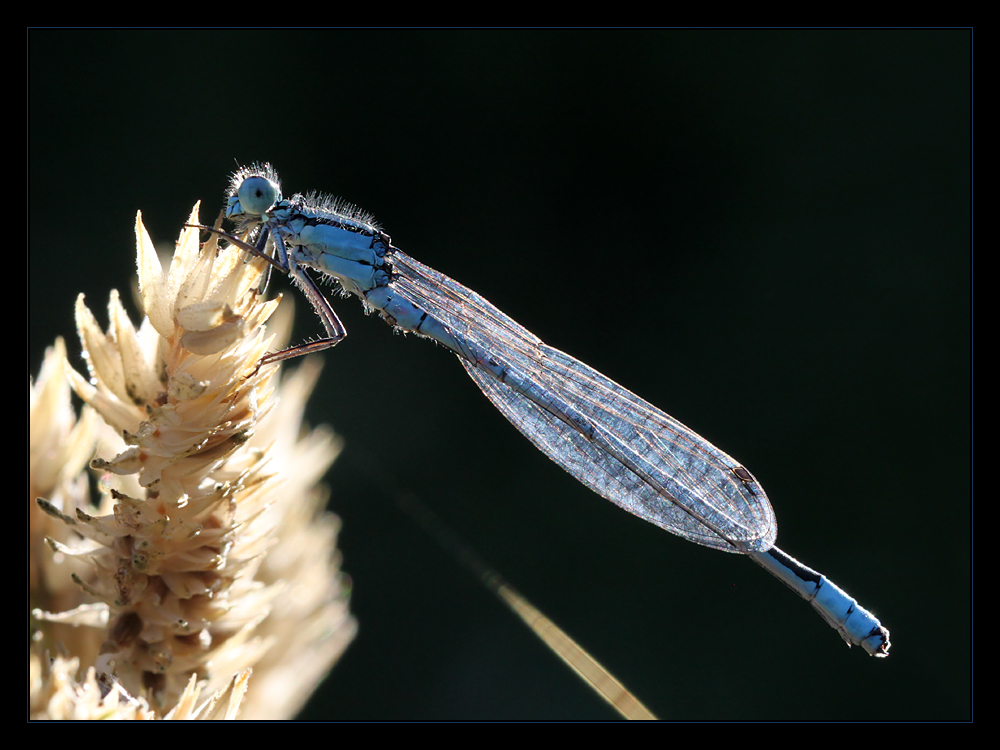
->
{"left": 237, "top": 175, "right": 279, "bottom": 216}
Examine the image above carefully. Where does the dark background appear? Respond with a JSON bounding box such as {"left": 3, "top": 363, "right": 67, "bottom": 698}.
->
{"left": 29, "top": 30, "right": 970, "bottom": 720}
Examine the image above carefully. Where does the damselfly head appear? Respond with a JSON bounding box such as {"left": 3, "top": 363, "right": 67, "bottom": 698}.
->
{"left": 226, "top": 163, "right": 282, "bottom": 222}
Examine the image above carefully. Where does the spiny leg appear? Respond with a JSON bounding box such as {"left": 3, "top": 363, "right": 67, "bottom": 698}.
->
{"left": 188, "top": 223, "right": 347, "bottom": 370}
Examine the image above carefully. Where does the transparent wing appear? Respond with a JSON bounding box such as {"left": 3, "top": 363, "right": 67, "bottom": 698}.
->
{"left": 390, "top": 250, "right": 777, "bottom": 553}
